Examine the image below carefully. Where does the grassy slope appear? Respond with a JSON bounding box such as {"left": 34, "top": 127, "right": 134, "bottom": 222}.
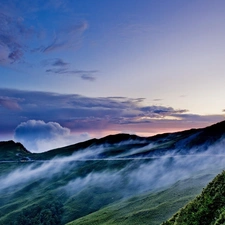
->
{"left": 0, "top": 160, "right": 141, "bottom": 225}
{"left": 0, "top": 159, "right": 217, "bottom": 225}
{"left": 162, "top": 170, "right": 225, "bottom": 225}
{"left": 1, "top": 121, "right": 225, "bottom": 224}
{"left": 66, "top": 173, "right": 215, "bottom": 225}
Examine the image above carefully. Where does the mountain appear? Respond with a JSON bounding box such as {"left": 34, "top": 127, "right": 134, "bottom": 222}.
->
{"left": 37, "top": 120, "right": 225, "bottom": 159}
{"left": 0, "top": 120, "right": 225, "bottom": 224}
{"left": 0, "top": 140, "right": 30, "bottom": 161}
{"left": 162, "top": 170, "right": 225, "bottom": 225}
{"left": 1, "top": 120, "right": 225, "bottom": 161}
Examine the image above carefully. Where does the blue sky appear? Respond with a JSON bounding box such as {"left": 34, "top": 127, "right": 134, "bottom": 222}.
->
{"left": 0, "top": 0, "right": 225, "bottom": 152}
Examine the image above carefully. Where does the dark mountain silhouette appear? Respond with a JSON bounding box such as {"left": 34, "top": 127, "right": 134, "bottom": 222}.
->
{"left": 1, "top": 120, "right": 225, "bottom": 160}
{"left": 0, "top": 140, "right": 30, "bottom": 160}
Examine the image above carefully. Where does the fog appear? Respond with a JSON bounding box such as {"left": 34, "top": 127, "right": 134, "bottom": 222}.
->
{"left": 1, "top": 137, "right": 225, "bottom": 203}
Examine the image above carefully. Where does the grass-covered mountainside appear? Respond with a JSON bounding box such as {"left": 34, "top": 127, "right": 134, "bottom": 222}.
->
{"left": 0, "top": 120, "right": 225, "bottom": 224}
{"left": 66, "top": 173, "right": 215, "bottom": 225}
{"left": 162, "top": 170, "right": 225, "bottom": 225}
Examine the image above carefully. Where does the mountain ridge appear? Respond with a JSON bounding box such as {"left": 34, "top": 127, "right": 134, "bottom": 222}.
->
{"left": 1, "top": 120, "right": 225, "bottom": 161}
{"left": 0, "top": 120, "right": 225, "bottom": 224}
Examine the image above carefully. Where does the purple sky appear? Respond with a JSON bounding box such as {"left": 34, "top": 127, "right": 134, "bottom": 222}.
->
{"left": 0, "top": 0, "right": 225, "bottom": 152}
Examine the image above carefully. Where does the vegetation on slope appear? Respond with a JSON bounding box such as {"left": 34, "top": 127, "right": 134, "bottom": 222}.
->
{"left": 0, "top": 159, "right": 148, "bottom": 224}
{"left": 162, "top": 170, "right": 225, "bottom": 225}
{"left": 66, "top": 174, "right": 215, "bottom": 225}
{"left": 0, "top": 120, "right": 225, "bottom": 224}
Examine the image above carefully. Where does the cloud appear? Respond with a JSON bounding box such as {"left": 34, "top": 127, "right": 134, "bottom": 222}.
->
{"left": 172, "top": 113, "right": 224, "bottom": 123}
{"left": 8, "top": 49, "right": 23, "bottom": 62}
{"left": 46, "top": 68, "right": 98, "bottom": 75}
{"left": 42, "top": 58, "right": 69, "bottom": 67}
{"left": 81, "top": 74, "right": 96, "bottom": 81}
{"left": 42, "top": 21, "right": 88, "bottom": 53}
{"left": 46, "top": 68, "right": 98, "bottom": 81}
{"left": 1, "top": 137, "right": 225, "bottom": 203}
{"left": 52, "top": 58, "right": 69, "bottom": 67}
{"left": 0, "top": 2, "right": 88, "bottom": 65}
{"left": 0, "top": 12, "right": 25, "bottom": 64}
{"left": 0, "top": 88, "right": 224, "bottom": 142}
{"left": 140, "top": 106, "right": 188, "bottom": 118}
{"left": 153, "top": 98, "right": 163, "bottom": 101}
{"left": 0, "top": 43, "right": 11, "bottom": 64}
{"left": 14, "top": 120, "right": 89, "bottom": 152}
{"left": 42, "top": 58, "right": 97, "bottom": 81}
{"left": 0, "top": 96, "right": 21, "bottom": 110}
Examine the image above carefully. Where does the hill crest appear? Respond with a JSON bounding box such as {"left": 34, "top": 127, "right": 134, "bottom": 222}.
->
{"left": 1, "top": 120, "right": 225, "bottom": 160}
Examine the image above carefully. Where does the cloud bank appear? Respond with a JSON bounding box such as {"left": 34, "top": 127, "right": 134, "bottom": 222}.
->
{"left": 0, "top": 88, "right": 222, "bottom": 135}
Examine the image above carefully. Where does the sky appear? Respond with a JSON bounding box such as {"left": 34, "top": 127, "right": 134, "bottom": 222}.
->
{"left": 0, "top": 0, "right": 225, "bottom": 152}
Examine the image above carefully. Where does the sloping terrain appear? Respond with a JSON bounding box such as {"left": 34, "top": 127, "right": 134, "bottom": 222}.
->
{"left": 66, "top": 173, "right": 216, "bottom": 225}
{"left": 1, "top": 121, "right": 225, "bottom": 162}
{"left": 36, "top": 120, "right": 225, "bottom": 159}
{"left": 0, "top": 140, "right": 30, "bottom": 161}
{"left": 0, "top": 120, "right": 225, "bottom": 224}
{"left": 162, "top": 170, "right": 225, "bottom": 225}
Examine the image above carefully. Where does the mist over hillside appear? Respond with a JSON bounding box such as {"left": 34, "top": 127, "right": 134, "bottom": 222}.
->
{"left": 1, "top": 121, "right": 225, "bottom": 224}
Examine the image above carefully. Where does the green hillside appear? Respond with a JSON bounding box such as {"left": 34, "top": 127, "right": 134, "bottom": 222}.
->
{"left": 66, "top": 174, "right": 215, "bottom": 225}
{"left": 0, "top": 121, "right": 225, "bottom": 224}
{"left": 0, "top": 158, "right": 218, "bottom": 225}
{"left": 162, "top": 170, "right": 225, "bottom": 225}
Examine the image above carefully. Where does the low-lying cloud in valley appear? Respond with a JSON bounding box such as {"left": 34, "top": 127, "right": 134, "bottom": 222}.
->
{"left": 1, "top": 137, "right": 225, "bottom": 202}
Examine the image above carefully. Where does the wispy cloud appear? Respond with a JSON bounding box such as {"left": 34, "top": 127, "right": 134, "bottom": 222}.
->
{"left": 42, "top": 21, "right": 88, "bottom": 53}
{"left": 81, "top": 74, "right": 96, "bottom": 81}
{"left": 140, "top": 106, "right": 187, "bottom": 118}
{"left": 172, "top": 113, "right": 224, "bottom": 123}
{"left": 42, "top": 58, "right": 97, "bottom": 81}
{"left": 153, "top": 98, "right": 163, "bottom": 101}
{"left": 42, "top": 58, "right": 69, "bottom": 67}
{"left": 0, "top": 96, "right": 21, "bottom": 110}
{"left": 52, "top": 58, "right": 69, "bottom": 67}
{"left": 0, "top": 1, "right": 88, "bottom": 66}
{"left": 45, "top": 68, "right": 98, "bottom": 75}
{"left": 46, "top": 68, "right": 98, "bottom": 81}
{"left": 0, "top": 12, "right": 27, "bottom": 64}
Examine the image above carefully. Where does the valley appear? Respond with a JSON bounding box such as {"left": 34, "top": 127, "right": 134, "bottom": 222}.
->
{"left": 0, "top": 121, "right": 225, "bottom": 224}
